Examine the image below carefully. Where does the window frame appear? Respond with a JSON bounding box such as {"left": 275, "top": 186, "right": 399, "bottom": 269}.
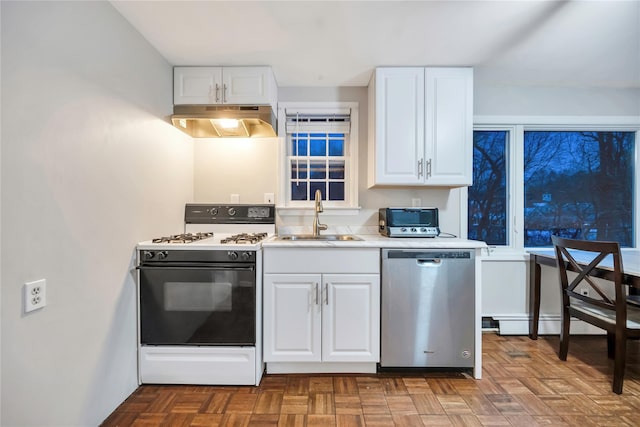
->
{"left": 277, "top": 102, "right": 360, "bottom": 215}
{"left": 470, "top": 116, "right": 640, "bottom": 255}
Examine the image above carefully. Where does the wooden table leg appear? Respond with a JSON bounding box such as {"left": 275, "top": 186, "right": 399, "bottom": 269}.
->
{"left": 529, "top": 255, "right": 541, "bottom": 340}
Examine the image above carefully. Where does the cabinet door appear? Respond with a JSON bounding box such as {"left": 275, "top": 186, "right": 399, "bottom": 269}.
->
{"left": 322, "top": 274, "right": 380, "bottom": 362}
{"left": 372, "top": 68, "right": 425, "bottom": 185}
{"left": 424, "top": 67, "right": 473, "bottom": 186}
{"left": 222, "top": 67, "right": 273, "bottom": 105}
{"left": 263, "top": 274, "right": 322, "bottom": 362}
{"left": 173, "top": 67, "right": 222, "bottom": 105}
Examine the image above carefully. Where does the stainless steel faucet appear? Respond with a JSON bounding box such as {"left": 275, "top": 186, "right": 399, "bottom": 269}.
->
{"left": 312, "top": 189, "right": 328, "bottom": 237}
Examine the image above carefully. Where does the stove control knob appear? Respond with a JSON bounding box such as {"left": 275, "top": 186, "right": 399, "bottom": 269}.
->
{"left": 411, "top": 228, "right": 417, "bottom": 233}
{"left": 420, "top": 227, "right": 427, "bottom": 233}
{"left": 241, "top": 252, "right": 252, "bottom": 261}
{"left": 401, "top": 227, "right": 407, "bottom": 232}
{"left": 228, "top": 207, "right": 236, "bottom": 216}
{"left": 209, "top": 207, "right": 218, "bottom": 216}
{"left": 157, "top": 251, "right": 168, "bottom": 260}
{"left": 143, "top": 251, "right": 155, "bottom": 259}
{"left": 228, "top": 251, "right": 238, "bottom": 260}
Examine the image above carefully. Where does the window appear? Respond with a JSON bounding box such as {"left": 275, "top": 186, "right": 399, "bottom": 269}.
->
{"left": 278, "top": 103, "right": 359, "bottom": 210}
{"left": 468, "top": 124, "right": 637, "bottom": 249}
{"left": 524, "top": 131, "right": 634, "bottom": 247}
{"left": 468, "top": 130, "right": 509, "bottom": 245}
{"left": 290, "top": 131, "right": 347, "bottom": 202}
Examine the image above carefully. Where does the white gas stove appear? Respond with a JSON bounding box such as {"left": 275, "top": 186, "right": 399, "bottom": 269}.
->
{"left": 138, "top": 204, "right": 275, "bottom": 251}
{"left": 136, "top": 204, "right": 275, "bottom": 386}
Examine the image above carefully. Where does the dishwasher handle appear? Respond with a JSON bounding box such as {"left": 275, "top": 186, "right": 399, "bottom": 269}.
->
{"left": 384, "top": 250, "right": 472, "bottom": 260}
{"left": 417, "top": 258, "right": 442, "bottom": 266}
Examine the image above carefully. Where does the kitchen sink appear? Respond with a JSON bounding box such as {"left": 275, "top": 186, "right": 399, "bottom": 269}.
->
{"left": 276, "top": 234, "right": 362, "bottom": 241}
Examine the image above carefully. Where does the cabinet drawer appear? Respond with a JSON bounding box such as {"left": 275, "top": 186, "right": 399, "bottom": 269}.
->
{"left": 264, "top": 248, "right": 380, "bottom": 274}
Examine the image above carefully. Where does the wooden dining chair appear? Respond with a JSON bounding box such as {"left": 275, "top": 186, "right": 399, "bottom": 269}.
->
{"left": 551, "top": 235, "right": 640, "bottom": 394}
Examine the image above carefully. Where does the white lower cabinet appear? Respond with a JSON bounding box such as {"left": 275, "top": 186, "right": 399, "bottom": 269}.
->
{"left": 263, "top": 248, "right": 380, "bottom": 372}
{"left": 264, "top": 273, "right": 380, "bottom": 362}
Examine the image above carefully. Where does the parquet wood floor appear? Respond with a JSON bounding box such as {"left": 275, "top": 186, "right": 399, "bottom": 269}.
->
{"left": 102, "top": 333, "right": 640, "bottom": 426}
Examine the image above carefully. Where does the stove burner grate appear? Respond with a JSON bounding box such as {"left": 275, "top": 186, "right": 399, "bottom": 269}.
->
{"left": 220, "top": 232, "right": 268, "bottom": 244}
{"left": 152, "top": 232, "right": 213, "bottom": 244}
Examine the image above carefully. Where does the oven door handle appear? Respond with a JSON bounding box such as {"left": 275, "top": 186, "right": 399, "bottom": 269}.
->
{"left": 136, "top": 265, "right": 255, "bottom": 272}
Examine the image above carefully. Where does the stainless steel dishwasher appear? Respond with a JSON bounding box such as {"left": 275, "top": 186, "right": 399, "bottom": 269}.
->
{"left": 381, "top": 249, "right": 475, "bottom": 368}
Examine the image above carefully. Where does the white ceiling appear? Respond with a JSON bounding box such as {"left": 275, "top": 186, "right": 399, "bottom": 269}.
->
{"left": 110, "top": 0, "right": 640, "bottom": 89}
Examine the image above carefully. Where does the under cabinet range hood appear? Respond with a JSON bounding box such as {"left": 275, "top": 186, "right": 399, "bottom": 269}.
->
{"left": 171, "top": 105, "right": 277, "bottom": 138}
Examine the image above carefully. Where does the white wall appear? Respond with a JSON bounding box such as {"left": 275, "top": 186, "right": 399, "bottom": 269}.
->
{"left": 474, "top": 81, "right": 640, "bottom": 116}
{"left": 194, "top": 138, "right": 278, "bottom": 204}
{"left": 1, "top": 2, "right": 193, "bottom": 426}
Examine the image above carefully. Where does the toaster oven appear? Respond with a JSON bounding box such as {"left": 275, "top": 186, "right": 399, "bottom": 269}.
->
{"left": 379, "top": 207, "right": 440, "bottom": 237}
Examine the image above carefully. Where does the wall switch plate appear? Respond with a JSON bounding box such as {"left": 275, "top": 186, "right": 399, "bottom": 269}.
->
{"left": 230, "top": 194, "right": 240, "bottom": 203}
{"left": 412, "top": 198, "right": 421, "bottom": 207}
{"left": 264, "top": 193, "right": 275, "bottom": 204}
{"left": 24, "top": 279, "right": 46, "bottom": 313}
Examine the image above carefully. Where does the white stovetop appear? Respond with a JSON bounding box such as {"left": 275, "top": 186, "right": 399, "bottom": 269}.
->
{"left": 136, "top": 235, "right": 267, "bottom": 251}
{"left": 137, "top": 224, "right": 277, "bottom": 251}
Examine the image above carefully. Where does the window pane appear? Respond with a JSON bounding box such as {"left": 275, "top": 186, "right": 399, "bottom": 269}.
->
{"left": 524, "top": 131, "right": 634, "bottom": 247}
{"left": 309, "top": 160, "right": 326, "bottom": 179}
{"left": 329, "top": 182, "right": 345, "bottom": 201}
{"left": 290, "top": 160, "right": 308, "bottom": 179}
{"left": 328, "top": 160, "right": 345, "bottom": 179}
{"left": 468, "top": 131, "right": 508, "bottom": 245}
{"left": 292, "top": 134, "right": 308, "bottom": 156}
{"left": 310, "top": 182, "right": 326, "bottom": 200}
{"left": 310, "top": 136, "right": 326, "bottom": 156}
{"left": 329, "top": 134, "right": 345, "bottom": 156}
{"left": 291, "top": 182, "right": 307, "bottom": 200}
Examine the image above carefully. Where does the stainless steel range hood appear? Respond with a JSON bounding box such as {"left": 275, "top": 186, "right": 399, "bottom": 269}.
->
{"left": 171, "top": 105, "right": 277, "bottom": 138}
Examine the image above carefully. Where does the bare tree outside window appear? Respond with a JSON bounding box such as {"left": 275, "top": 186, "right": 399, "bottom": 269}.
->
{"left": 524, "top": 131, "right": 634, "bottom": 247}
{"left": 468, "top": 131, "right": 508, "bottom": 245}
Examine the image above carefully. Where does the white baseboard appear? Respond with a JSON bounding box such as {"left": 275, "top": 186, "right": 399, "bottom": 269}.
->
{"left": 491, "top": 314, "right": 605, "bottom": 336}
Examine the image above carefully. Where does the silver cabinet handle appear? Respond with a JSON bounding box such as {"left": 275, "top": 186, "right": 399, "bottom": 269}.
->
{"left": 324, "top": 284, "right": 329, "bottom": 305}
{"left": 426, "top": 158, "right": 432, "bottom": 178}
{"left": 315, "top": 283, "right": 320, "bottom": 305}
{"left": 418, "top": 158, "right": 424, "bottom": 177}
{"left": 223, "top": 83, "right": 228, "bottom": 103}
{"left": 215, "top": 84, "right": 220, "bottom": 103}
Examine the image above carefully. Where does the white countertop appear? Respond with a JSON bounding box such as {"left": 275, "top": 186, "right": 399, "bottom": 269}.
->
{"left": 262, "top": 234, "right": 487, "bottom": 249}
{"left": 137, "top": 232, "right": 487, "bottom": 251}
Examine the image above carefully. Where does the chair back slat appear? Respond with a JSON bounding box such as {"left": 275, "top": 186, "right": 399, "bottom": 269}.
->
{"left": 551, "top": 235, "right": 625, "bottom": 318}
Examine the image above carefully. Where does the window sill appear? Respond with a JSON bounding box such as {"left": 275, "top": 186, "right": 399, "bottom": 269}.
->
{"left": 277, "top": 206, "right": 362, "bottom": 216}
{"left": 478, "top": 248, "right": 530, "bottom": 262}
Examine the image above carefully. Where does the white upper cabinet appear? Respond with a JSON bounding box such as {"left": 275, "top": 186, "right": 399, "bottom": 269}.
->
{"left": 173, "top": 66, "right": 277, "bottom": 109}
{"left": 368, "top": 67, "right": 473, "bottom": 187}
{"left": 425, "top": 68, "right": 474, "bottom": 186}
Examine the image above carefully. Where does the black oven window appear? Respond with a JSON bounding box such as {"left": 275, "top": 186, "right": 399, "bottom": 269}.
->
{"left": 164, "top": 281, "right": 232, "bottom": 312}
{"left": 140, "top": 268, "right": 256, "bottom": 346}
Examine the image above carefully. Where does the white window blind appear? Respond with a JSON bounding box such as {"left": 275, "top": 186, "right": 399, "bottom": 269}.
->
{"left": 285, "top": 109, "right": 351, "bottom": 134}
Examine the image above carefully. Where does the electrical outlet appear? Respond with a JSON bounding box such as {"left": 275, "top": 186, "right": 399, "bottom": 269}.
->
{"left": 24, "top": 279, "right": 47, "bottom": 313}
{"left": 581, "top": 289, "right": 589, "bottom": 297}
{"left": 264, "top": 193, "right": 275, "bottom": 204}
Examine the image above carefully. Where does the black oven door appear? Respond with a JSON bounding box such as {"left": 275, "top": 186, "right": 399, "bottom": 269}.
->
{"left": 138, "top": 263, "right": 255, "bottom": 345}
